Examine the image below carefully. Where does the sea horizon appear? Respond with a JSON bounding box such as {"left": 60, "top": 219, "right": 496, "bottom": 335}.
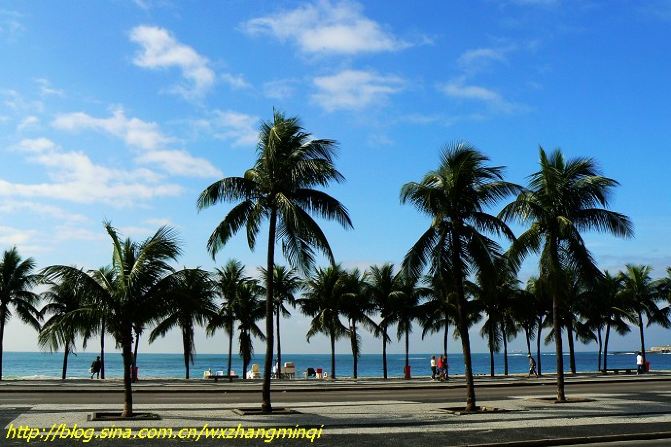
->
{"left": 1, "top": 351, "right": 662, "bottom": 380}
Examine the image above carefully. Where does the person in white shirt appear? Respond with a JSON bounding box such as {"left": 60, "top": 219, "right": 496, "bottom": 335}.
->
{"left": 430, "top": 356, "right": 437, "bottom": 380}
{"left": 636, "top": 352, "right": 644, "bottom": 375}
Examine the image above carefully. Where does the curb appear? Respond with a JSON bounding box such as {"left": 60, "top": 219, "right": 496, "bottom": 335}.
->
{"left": 0, "top": 376, "right": 670, "bottom": 394}
{"left": 464, "top": 431, "right": 671, "bottom": 447}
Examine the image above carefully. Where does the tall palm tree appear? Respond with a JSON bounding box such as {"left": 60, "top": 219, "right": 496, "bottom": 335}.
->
{"left": 339, "top": 268, "right": 378, "bottom": 379}
{"left": 90, "top": 266, "right": 115, "bottom": 379}
{"left": 235, "top": 280, "right": 266, "bottom": 379}
{"left": 501, "top": 148, "right": 633, "bottom": 401}
{"left": 207, "top": 260, "right": 249, "bottom": 380}
{"left": 395, "top": 273, "right": 428, "bottom": 375}
{"left": 43, "top": 223, "right": 182, "bottom": 417}
{"left": 149, "top": 268, "right": 217, "bottom": 379}
{"left": 525, "top": 276, "right": 550, "bottom": 375}
{"left": 599, "top": 271, "right": 630, "bottom": 371}
{"left": 39, "top": 271, "right": 90, "bottom": 380}
{"left": 402, "top": 143, "right": 518, "bottom": 411}
{"left": 0, "top": 247, "right": 42, "bottom": 381}
{"left": 299, "top": 265, "right": 349, "bottom": 379}
{"left": 260, "top": 265, "right": 301, "bottom": 377}
{"left": 366, "top": 263, "right": 401, "bottom": 380}
{"left": 620, "top": 264, "right": 669, "bottom": 365}
{"left": 418, "top": 273, "right": 457, "bottom": 366}
{"left": 197, "top": 110, "right": 352, "bottom": 412}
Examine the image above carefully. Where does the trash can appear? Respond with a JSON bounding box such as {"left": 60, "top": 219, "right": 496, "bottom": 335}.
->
{"left": 645, "top": 361, "right": 651, "bottom": 372}
{"left": 404, "top": 365, "right": 411, "bottom": 379}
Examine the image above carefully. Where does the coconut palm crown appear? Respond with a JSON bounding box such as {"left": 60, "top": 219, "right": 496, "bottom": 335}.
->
{"left": 197, "top": 110, "right": 352, "bottom": 412}
{"left": 401, "top": 142, "right": 519, "bottom": 411}
{"left": 500, "top": 148, "right": 633, "bottom": 401}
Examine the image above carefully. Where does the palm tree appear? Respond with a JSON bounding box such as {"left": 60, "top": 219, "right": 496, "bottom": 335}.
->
{"left": 299, "top": 265, "right": 349, "bottom": 379}
{"left": 366, "top": 263, "right": 401, "bottom": 380}
{"left": 149, "top": 268, "right": 217, "bottom": 379}
{"left": 39, "top": 271, "right": 90, "bottom": 380}
{"left": 197, "top": 110, "right": 352, "bottom": 412}
{"left": 90, "top": 266, "right": 115, "bottom": 379}
{"left": 260, "top": 265, "right": 301, "bottom": 378}
{"left": 234, "top": 280, "right": 266, "bottom": 379}
{"left": 402, "top": 143, "right": 518, "bottom": 411}
{"left": 599, "top": 272, "right": 630, "bottom": 371}
{"left": 525, "top": 276, "right": 550, "bottom": 375}
{"left": 207, "top": 260, "right": 249, "bottom": 380}
{"left": 339, "top": 268, "right": 377, "bottom": 379}
{"left": 418, "top": 273, "right": 457, "bottom": 368}
{"left": 395, "top": 273, "right": 427, "bottom": 375}
{"left": 0, "top": 247, "right": 42, "bottom": 381}
{"left": 620, "top": 264, "right": 669, "bottom": 365}
{"left": 468, "top": 277, "right": 502, "bottom": 377}
{"left": 43, "top": 223, "right": 182, "bottom": 417}
{"left": 501, "top": 148, "right": 633, "bottom": 401}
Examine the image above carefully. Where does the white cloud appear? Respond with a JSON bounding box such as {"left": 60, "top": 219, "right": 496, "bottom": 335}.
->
{"left": 312, "top": 69, "right": 404, "bottom": 111}
{"left": 136, "top": 149, "right": 222, "bottom": 178}
{"left": 129, "top": 25, "right": 215, "bottom": 98}
{"left": 0, "top": 10, "right": 24, "bottom": 40}
{"left": 242, "top": 0, "right": 411, "bottom": 55}
{"left": 53, "top": 108, "right": 170, "bottom": 151}
{"left": 1, "top": 89, "right": 43, "bottom": 114}
{"left": 0, "top": 225, "right": 36, "bottom": 246}
{"left": 263, "top": 79, "right": 298, "bottom": 100}
{"left": 197, "top": 110, "right": 259, "bottom": 147}
{"left": 0, "top": 200, "right": 88, "bottom": 223}
{"left": 457, "top": 47, "right": 510, "bottom": 73}
{"left": 17, "top": 115, "right": 39, "bottom": 131}
{"left": 52, "top": 108, "right": 220, "bottom": 178}
{"left": 438, "top": 79, "right": 518, "bottom": 113}
{"left": 34, "top": 78, "right": 64, "bottom": 97}
{"left": 220, "top": 73, "right": 251, "bottom": 90}
{"left": 1, "top": 137, "right": 181, "bottom": 205}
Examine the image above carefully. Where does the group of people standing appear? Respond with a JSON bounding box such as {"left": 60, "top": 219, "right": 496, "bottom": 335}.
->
{"left": 430, "top": 355, "right": 448, "bottom": 381}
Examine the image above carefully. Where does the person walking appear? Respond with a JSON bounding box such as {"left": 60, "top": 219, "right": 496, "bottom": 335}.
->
{"left": 636, "top": 352, "right": 644, "bottom": 375}
{"left": 430, "top": 356, "right": 437, "bottom": 380}
{"left": 528, "top": 354, "right": 538, "bottom": 378}
{"left": 90, "top": 356, "right": 102, "bottom": 379}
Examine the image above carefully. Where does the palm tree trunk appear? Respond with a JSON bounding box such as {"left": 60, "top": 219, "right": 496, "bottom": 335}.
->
{"left": 182, "top": 329, "right": 190, "bottom": 380}
{"left": 330, "top": 332, "right": 336, "bottom": 380}
{"left": 567, "top": 322, "right": 576, "bottom": 374}
{"left": 489, "top": 343, "right": 495, "bottom": 377}
{"left": 121, "top": 328, "right": 133, "bottom": 417}
{"left": 488, "top": 325, "right": 495, "bottom": 377}
{"left": 350, "top": 320, "right": 358, "bottom": 379}
{"left": 550, "top": 239, "right": 566, "bottom": 402}
{"left": 503, "top": 324, "right": 509, "bottom": 376}
{"left": 597, "top": 327, "right": 603, "bottom": 372}
{"left": 443, "top": 322, "right": 448, "bottom": 360}
{"left": 502, "top": 322, "right": 509, "bottom": 376}
{"left": 227, "top": 322, "right": 233, "bottom": 382}
{"left": 525, "top": 327, "right": 532, "bottom": 357}
{"left": 276, "top": 305, "right": 282, "bottom": 380}
{"left": 100, "top": 319, "right": 105, "bottom": 380}
{"left": 61, "top": 342, "right": 70, "bottom": 380}
{"left": 451, "top": 231, "right": 476, "bottom": 411}
{"left": 603, "top": 323, "right": 611, "bottom": 372}
{"left": 262, "top": 207, "right": 277, "bottom": 413}
{"left": 382, "top": 326, "right": 388, "bottom": 380}
{"left": 537, "top": 317, "right": 543, "bottom": 376}
{"left": 638, "top": 311, "right": 646, "bottom": 363}
{"left": 405, "top": 329, "right": 410, "bottom": 374}
{"left": 132, "top": 331, "right": 140, "bottom": 382}
{"left": 0, "top": 308, "right": 5, "bottom": 381}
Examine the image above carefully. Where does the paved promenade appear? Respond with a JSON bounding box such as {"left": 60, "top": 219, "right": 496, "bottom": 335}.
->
{"left": 2, "top": 373, "right": 671, "bottom": 446}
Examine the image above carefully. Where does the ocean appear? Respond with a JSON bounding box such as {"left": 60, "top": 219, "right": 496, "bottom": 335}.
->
{"left": 1, "top": 350, "right": 665, "bottom": 379}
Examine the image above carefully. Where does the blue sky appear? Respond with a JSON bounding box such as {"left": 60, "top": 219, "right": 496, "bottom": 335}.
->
{"left": 2, "top": 0, "right": 671, "bottom": 357}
